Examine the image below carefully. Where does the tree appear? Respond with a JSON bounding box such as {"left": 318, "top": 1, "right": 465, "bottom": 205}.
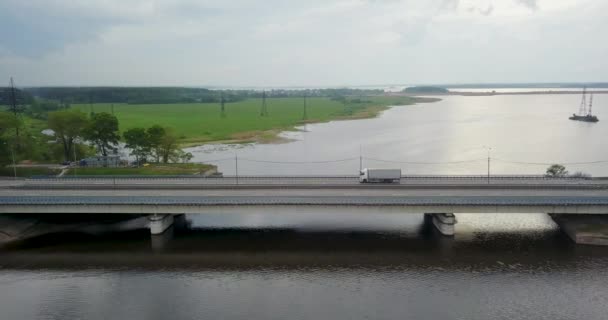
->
{"left": 158, "top": 128, "right": 179, "bottom": 163}
{"left": 183, "top": 152, "right": 193, "bottom": 163}
{"left": 171, "top": 150, "right": 193, "bottom": 164}
{"left": 0, "top": 112, "right": 19, "bottom": 165}
{"left": 147, "top": 125, "right": 166, "bottom": 163}
{"left": 0, "top": 111, "right": 18, "bottom": 137}
{"left": 123, "top": 128, "right": 150, "bottom": 166}
{"left": 48, "top": 110, "right": 90, "bottom": 162}
{"left": 83, "top": 112, "right": 120, "bottom": 156}
{"left": 546, "top": 164, "right": 568, "bottom": 177}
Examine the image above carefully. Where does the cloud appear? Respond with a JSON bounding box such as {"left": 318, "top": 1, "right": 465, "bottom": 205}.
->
{"left": 515, "top": 0, "right": 539, "bottom": 10}
{"left": 0, "top": 0, "right": 607, "bottom": 86}
{"left": 480, "top": 5, "right": 494, "bottom": 15}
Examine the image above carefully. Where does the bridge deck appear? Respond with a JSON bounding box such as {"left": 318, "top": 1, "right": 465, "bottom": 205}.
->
{"left": 2, "top": 176, "right": 608, "bottom": 214}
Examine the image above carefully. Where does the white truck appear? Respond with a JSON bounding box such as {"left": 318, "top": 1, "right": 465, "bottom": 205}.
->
{"left": 359, "top": 168, "right": 401, "bottom": 183}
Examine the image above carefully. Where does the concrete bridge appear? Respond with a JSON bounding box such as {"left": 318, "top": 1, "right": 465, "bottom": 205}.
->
{"left": 2, "top": 175, "right": 608, "bottom": 244}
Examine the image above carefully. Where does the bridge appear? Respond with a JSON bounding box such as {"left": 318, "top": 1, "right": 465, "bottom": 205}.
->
{"left": 2, "top": 175, "right": 608, "bottom": 242}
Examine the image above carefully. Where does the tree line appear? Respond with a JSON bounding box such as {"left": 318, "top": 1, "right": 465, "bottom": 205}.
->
{"left": 3, "top": 87, "right": 385, "bottom": 106}
{"left": 0, "top": 108, "right": 187, "bottom": 167}
{"left": 46, "top": 110, "right": 188, "bottom": 164}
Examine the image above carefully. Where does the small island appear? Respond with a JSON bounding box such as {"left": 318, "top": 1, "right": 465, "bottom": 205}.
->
{"left": 403, "top": 86, "right": 450, "bottom": 94}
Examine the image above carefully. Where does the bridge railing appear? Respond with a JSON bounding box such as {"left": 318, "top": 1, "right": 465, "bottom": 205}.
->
{"left": 27, "top": 174, "right": 591, "bottom": 181}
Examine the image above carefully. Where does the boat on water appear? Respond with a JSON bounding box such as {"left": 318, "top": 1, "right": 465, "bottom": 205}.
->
{"left": 569, "top": 87, "right": 599, "bottom": 122}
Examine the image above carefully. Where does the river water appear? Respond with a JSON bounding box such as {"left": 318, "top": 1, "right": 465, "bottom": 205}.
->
{"left": 188, "top": 94, "right": 608, "bottom": 176}
{"left": 2, "top": 93, "right": 608, "bottom": 319}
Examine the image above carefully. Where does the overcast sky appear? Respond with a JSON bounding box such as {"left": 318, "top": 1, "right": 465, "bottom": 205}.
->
{"left": 0, "top": 0, "right": 606, "bottom": 87}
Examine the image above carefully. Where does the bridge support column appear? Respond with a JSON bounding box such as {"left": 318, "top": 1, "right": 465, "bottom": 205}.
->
{"left": 550, "top": 214, "right": 608, "bottom": 246}
{"left": 148, "top": 214, "right": 174, "bottom": 235}
{"left": 425, "top": 213, "right": 457, "bottom": 236}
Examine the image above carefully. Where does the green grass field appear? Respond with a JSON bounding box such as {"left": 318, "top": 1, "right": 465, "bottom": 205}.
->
{"left": 71, "top": 96, "right": 425, "bottom": 145}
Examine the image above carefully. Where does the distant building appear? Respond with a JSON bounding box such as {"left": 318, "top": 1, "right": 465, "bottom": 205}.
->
{"left": 79, "top": 155, "right": 121, "bottom": 167}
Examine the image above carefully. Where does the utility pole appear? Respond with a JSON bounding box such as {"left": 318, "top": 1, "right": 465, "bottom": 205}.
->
{"left": 73, "top": 140, "right": 78, "bottom": 177}
{"left": 89, "top": 92, "right": 94, "bottom": 116}
{"left": 220, "top": 92, "right": 226, "bottom": 118}
{"left": 235, "top": 153, "right": 239, "bottom": 185}
{"left": 11, "top": 143, "right": 17, "bottom": 180}
{"left": 260, "top": 91, "right": 268, "bottom": 117}
{"left": 483, "top": 146, "right": 492, "bottom": 184}
{"left": 8, "top": 77, "right": 20, "bottom": 140}
{"left": 359, "top": 145, "right": 363, "bottom": 172}
{"left": 303, "top": 92, "right": 308, "bottom": 120}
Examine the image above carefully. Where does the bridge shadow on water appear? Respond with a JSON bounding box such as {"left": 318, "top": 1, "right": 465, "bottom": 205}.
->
{"left": 2, "top": 213, "right": 607, "bottom": 271}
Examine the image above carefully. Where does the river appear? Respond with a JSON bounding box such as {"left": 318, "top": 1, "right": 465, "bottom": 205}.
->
{"left": 187, "top": 94, "right": 608, "bottom": 176}
{"left": 1, "top": 93, "right": 608, "bottom": 320}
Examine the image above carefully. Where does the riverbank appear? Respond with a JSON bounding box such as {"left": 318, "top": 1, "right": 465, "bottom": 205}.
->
{"left": 63, "top": 163, "right": 217, "bottom": 176}
{"left": 0, "top": 163, "right": 218, "bottom": 178}
{"left": 71, "top": 96, "right": 439, "bottom": 147}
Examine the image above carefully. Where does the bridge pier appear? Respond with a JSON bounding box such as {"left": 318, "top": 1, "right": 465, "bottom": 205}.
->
{"left": 550, "top": 214, "right": 608, "bottom": 246}
{"left": 148, "top": 214, "right": 174, "bottom": 235}
{"left": 425, "top": 213, "right": 457, "bottom": 236}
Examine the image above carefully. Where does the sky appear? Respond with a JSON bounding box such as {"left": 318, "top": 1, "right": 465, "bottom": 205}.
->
{"left": 0, "top": 0, "right": 606, "bottom": 87}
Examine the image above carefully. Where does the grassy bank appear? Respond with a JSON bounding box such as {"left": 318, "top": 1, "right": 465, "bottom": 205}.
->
{"left": 0, "top": 167, "right": 62, "bottom": 177}
{"left": 71, "top": 96, "right": 435, "bottom": 146}
{"left": 64, "top": 163, "right": 216, "bottom": 176}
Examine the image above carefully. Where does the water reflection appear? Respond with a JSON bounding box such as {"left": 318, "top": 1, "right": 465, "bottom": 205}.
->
{"left": 0, "top": 211, "right": 599, "bottom": 270}
{"left": 2, "top": 212, "right": 608, "bottom": 320}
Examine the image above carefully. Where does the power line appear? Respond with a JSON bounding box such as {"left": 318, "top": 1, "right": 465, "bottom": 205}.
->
{"left": 240, "top": 157, "right": 358, "bottom": 164}
{"left": 493, "top": 158, "right": 608, "bottom": 166}
{"left": 195, "top": 157, "right": 234, "bottom": 163}
{"left": 195, "top": 156, "right": 608, "bottom": 167}
{"left": 363, "top": 157, "right": 486, "bottom": 165}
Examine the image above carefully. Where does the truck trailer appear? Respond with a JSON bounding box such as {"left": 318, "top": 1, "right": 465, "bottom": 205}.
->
{"left": 359, "top": 168, "right": 401, "bottom": 183}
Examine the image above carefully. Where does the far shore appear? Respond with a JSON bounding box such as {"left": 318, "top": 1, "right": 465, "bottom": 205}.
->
{"left": 181, "top": 96, "right": 441, "bottom": 147}
{"left": 390, "top": 90, "right": 608, "bottom": 97}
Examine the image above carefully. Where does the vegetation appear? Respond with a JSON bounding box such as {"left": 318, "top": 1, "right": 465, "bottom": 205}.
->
{"left": 72, "top": 96, "right": 423, "bottom": 145}
{"left": 64, "top": 163, "right": 215, "bottom": 176}
{"left": 83, "top": 112, "right": 120, "bottom": 156}
{"left": 24, "top": 87, "right": 222, "bottom": 104}
{"left": 21, "top": 87, "right": 386, "bottom": 105}
{"left": 47, "top": 110, "right": 90, "bottom": 161}
{"left": 0, "top": 167, "right": 62, "bottom": 177}
{"left": 545, "top": 164, "right": 568, "bottom": 177}
{"left": 0, "top": 111, "right": 19, "bottom": 165}
{"left": 123, "top": 127, "right": 150, "bottom": 165}
{"left": 403, "top": 86, "right": 449, "bottom": 94}
{"left": 2, "top": 86, "right": 432, "bottom": 177}
{"left": 24, "top": 99, "right": 70, "bottom": 120}
{"left": 123, "top": 125, "right": 181, "bottom": 164}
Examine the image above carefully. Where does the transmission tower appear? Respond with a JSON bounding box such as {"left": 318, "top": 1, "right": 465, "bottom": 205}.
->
{"left": 89, "top": 92, "right": 95, "bottom": 116}
{"left": 260, "top": 91, "right": 268, "bottom": 116}
{"left": 8, "top": 77, "right": 22, "bottom": 139}
{"left": 588, "top": 93, "right": 594, "bottom": 116}
{"left": 220, "top": 92, "right": 226, "bottom": 118}
{"left": 579, "top": 87, "right": 587, "bottom": 115}
{"left": 302, "top": 92, "right": 308, "bottom": 120}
